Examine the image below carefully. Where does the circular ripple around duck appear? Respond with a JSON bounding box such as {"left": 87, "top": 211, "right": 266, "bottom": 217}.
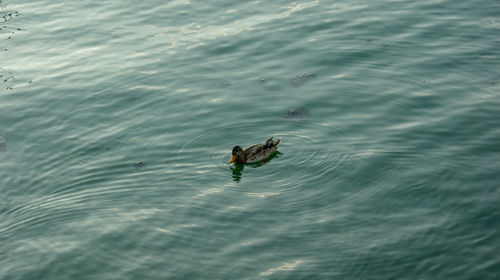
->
{"left": 175, "top": 120, "right": 355, "bottom": 200}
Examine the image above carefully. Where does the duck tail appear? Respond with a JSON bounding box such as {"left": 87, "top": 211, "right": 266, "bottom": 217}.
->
{"left": 264, "top": 137, "right": 281, "bottom": 149}
{"left": 274, "top": 138, "right": 281, "bottom": 147}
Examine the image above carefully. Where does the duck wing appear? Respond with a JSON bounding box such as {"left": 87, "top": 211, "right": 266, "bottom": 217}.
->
{"left": 244, "top": 137, "right": 281, "bottom": 163}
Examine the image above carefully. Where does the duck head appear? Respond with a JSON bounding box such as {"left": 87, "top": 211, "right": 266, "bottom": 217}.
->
{"left": 230, "top": 146, "right": 245, "bottom": 163}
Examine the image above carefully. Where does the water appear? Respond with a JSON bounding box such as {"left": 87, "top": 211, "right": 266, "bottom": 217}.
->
{"left": 1, "top": 0, "right": 499, "bottom": 279}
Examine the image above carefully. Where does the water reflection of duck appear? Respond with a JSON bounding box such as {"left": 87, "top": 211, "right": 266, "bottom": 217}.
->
{"left": 230, "top": 137, "right": 281, "bottom": 164}
{"left": 230, "top": 151, "right": 282, "bottom": 182}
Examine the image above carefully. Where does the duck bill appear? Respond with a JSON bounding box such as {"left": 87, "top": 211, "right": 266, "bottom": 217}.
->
{"left": 230, "top": 154, "right": 236, "bottom": 163}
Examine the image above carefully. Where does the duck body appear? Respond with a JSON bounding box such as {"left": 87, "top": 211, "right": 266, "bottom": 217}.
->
{"left": 230, "top": 137, "right": 281, "bottom": 164}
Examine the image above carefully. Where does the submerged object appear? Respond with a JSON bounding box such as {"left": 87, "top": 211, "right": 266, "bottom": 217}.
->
{"left": 230, "top": 137, "right": 281, "bottom": 164}
{"left": 134, "top": 160, "right": 146, "bottom": 169}
{"left": 283, "top": 107, "right": 311, "bottom": 121}
{"left": 291, "top": 73, "right": 317, "bottom": 87}
{"left": 219, "top": 80, "right": 231, "bottom": 87}
{"left": 0, "top": 137, "right": 5, "bottom": 152}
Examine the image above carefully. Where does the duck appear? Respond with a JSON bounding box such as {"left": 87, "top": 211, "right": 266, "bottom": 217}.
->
{"left": 230, "top": 137, "right": 281, "bottom": 164}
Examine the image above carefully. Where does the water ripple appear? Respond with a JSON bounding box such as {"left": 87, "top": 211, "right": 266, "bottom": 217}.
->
{"left": 174, "top": 119, "right": 355, "bottom": 212}
{"left": 150, "top": 0, "right": 319, "bottom": 52}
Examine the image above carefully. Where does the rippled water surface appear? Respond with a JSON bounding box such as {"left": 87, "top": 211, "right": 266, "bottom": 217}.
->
{"left": 1, "top": 0, "right": 499, "bottom": 279}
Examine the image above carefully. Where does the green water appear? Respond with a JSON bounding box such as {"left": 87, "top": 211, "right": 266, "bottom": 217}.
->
{"left": 1, "top": 0, "right": 499, "bottom": 279}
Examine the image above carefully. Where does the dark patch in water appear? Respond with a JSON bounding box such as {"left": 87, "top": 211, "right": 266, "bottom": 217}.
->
{"left": 283, "top": 107, "right": 311, "bottom": 121}
{"left": 0, "top": 68, "right": 14, "bottom": 87}
{"left": 412, "top": 80, "right": 430, "bottom": 85}
{"left": 1, "top": 10, "right": 19, "bottom": 23}
{"left": 219, "top": 80, "right": 231, "bottom": 87}
{"left": 1, "top": 3, "right": 22, "bottom": 90}
{"left": 134, "top": 160, "right": 146, "bottom": 169}
{"left": 381, "top": 42, "right": 391, "bottom": 49}
{"left": 0, "top": 137, "right": 6, "bottom": 152}
{"left": 291, "top": 73, "right": 317, "bottom": 87}
{"left": 258, "top": 78, "right": 267, "bottom": 85}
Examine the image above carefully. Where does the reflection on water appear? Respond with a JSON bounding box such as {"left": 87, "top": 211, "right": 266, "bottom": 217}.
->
{"left": 230, "top": 151, "right": 282, "bottom": 182}
{"left": 230, "top": 164, "right": 244, "bottom": 182}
